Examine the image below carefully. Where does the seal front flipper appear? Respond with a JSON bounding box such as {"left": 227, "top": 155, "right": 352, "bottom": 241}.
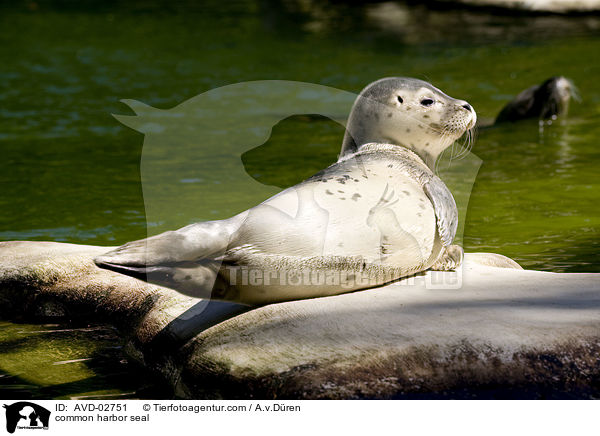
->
{"left": 423, "top": 175, "right": 461, "bottom": 271}
{"left": 423, "top": 175, "right": 458, "bottom": 247}
{"left": 430, "top": 244, "right": 463, "bottom": 271}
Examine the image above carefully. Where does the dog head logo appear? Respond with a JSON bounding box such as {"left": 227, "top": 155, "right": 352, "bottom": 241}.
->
{"left": 3, "top": 402, "right": 50, "bottom": 433}
{"left": 113, "top": 80, "right": 357, "bottom": 235}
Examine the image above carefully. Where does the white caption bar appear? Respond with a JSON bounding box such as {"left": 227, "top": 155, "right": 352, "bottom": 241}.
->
{"left": 1, "top": 400, "right": 596, "bottom": 436}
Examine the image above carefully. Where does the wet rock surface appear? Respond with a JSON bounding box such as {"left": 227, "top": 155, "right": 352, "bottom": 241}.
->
{"left": 1, "top": 241, "right": 598, "bottom": 399}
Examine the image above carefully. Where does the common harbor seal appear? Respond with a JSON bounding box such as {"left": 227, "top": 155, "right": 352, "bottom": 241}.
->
{"left": 495, "top": 76, "right": 576, "bottom": 124}
{"left": 95, "top": 77, "right": 476, "bottom": 305}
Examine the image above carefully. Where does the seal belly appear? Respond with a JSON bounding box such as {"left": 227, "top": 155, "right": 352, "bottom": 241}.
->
{"left": 220, "top": 158, "right": 438, "bottom": 304}
{"left": 230, "top": 161, "right": 436, "bottom": 265}
{"left": 313, "top": 162, "right": 437, "bottom": 270}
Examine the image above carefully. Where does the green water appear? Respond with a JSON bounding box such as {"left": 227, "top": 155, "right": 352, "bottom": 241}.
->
{"left": 0, "top": 1, "right": 598, "bottom": 398}
{"left": 0, "top": 321, "right": 166, "bottom": 399}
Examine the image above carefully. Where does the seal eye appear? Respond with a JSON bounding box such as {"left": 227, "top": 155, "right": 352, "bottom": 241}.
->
{"left": 420, "top": 98, "right": 434, "bottom": 107}
{"left": 397, "top": 96, "right": 403, "bottom": 104}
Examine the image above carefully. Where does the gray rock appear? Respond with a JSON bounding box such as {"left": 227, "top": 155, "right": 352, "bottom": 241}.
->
{"left": 0, "top": 241, "right": 598, "bottom": 399}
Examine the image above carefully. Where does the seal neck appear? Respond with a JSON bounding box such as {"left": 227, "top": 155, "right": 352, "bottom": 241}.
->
{"left": 393, "top": 140, "right": 438, "bottom": 170}
{"left": 355, "top": 143, "right": 428, "bottom": 166}
{"left": 343, "top": 133, "right": 442, "bottom": 171}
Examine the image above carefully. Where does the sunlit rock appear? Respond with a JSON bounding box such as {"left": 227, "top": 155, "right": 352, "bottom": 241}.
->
{"left": 0, "top": 241, "right": 598, "bottom": 398}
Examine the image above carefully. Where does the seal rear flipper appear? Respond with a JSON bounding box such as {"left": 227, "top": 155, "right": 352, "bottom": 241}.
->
{"left": 93, "top": 217, "right": 245, "bottom": 297}
{"left": 97, "top": 257, "right": 234, "bottom": 300}
{"left": 96, "top": 261, "right": 160, "bottom": 281}
{"left": 94, "top": 217, "right": 243, "bottom": 268}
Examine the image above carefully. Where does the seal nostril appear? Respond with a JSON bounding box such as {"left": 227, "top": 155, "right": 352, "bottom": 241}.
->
{"left": 462, "top": 103, "right": 472, "bottom": 112}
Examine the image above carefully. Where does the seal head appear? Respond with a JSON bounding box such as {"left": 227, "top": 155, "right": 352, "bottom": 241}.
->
{"left": 341, "top": 77, "right": 476, "bottom": 169}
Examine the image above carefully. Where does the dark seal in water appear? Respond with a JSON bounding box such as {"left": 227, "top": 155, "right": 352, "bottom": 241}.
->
{"left": 495, "top": 76, "right": 576, "bottom": 124}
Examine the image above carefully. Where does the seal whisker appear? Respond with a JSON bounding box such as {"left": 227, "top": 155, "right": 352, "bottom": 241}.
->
{"left": 454, "top": 126, "right": 475, "bottom": 161}
{"left": 454, "top": 130, "right": 469, "bottom": 160}
{"left": 448, "top": 128, "right": 459, "bottom": 166}
{"left": 456, "top": 131, "right": 472, "bottom": 160}
{"left": 454, "top": 128, "right": 468, "bottom": 160}
{"left": 436, "top": 127, "right": 455, "bottom": 173}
